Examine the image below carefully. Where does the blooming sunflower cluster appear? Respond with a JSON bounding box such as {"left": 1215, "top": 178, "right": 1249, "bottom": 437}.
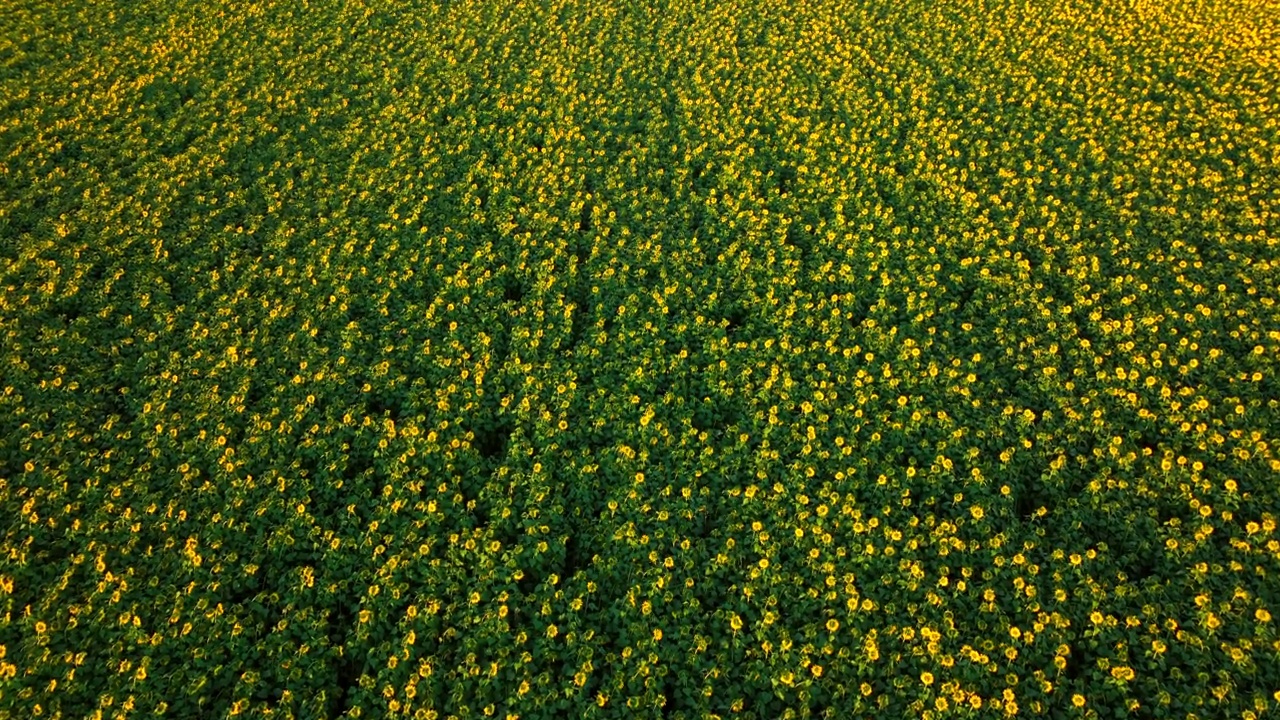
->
{"left": 1, "top": 0, "right": 1277, "bottom": 717}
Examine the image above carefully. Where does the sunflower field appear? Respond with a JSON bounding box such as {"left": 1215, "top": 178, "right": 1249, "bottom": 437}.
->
{"left": 2, "top": 0, "right": 1278, "bottom": 717}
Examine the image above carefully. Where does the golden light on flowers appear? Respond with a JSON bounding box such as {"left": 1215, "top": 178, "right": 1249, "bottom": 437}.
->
{"left": 4, "top": 0, "right": 1276, "bottom": 715}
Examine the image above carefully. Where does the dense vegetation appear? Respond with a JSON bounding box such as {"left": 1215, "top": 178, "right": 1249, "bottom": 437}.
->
{"left": 2, "top": 0, "right": 1278, "bottom": 717}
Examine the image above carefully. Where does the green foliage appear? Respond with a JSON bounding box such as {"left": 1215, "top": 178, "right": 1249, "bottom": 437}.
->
{"left": 2, "top": 0, "right": 1278, "bottom": 718}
